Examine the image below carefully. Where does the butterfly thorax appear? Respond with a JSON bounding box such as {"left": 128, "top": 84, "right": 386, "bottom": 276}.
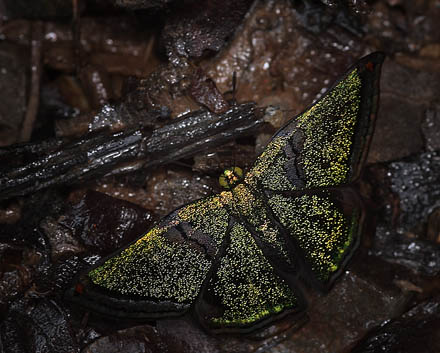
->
{"left": 219, "top": 167, "right": 244, "bottom": 189}
{"left": 224, "top": 182, "right": 293, "bottom": 266}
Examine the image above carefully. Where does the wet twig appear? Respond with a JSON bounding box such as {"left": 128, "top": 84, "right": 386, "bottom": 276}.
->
{"left": 0, "top": 102, "right": 264, "bottom": 201}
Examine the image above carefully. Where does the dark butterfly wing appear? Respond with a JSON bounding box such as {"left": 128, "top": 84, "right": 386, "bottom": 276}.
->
{"left": 246, "top": 52, "right": 384, "bottom": 191}
{"left": 244, "top": 52, "right": 384, "bottom": 291}
{"left": 67, "top": 194, "right": 232, "bottom": 319}
{"left": 194, "top": 220, "right": 305, "bottom": 334}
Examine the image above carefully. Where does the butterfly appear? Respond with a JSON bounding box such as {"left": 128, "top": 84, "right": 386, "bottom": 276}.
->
{"left": 67, "top": 52, "right": 385, "bottom": 334}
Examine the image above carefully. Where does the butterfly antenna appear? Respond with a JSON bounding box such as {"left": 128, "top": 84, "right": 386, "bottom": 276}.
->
{"left": 211, "top": 175, "right": 218, "bottom": 193}
{"left": 199, "top": 152, "right": 221, "bottom": 195}
{"left": 231, "top": 142, "right": 237, "bottom": 172}
{"left": 232, "top": 71, "right": 237, "bottom": 105}
{"left": 210, "top": 154, "right": 225, "bottom": 195}
{"left": 223, "top": 71, "right": 238, "bottom": 105}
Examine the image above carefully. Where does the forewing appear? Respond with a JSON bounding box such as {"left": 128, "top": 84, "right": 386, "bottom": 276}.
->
{"left": 67, "top": 194, "right": 231, "bottom": 319}
{"left": 195, "top": 221, "right": 305, "bottom": 333}
{"left": 246, "top": 52, "right": 385, "bottom": 192}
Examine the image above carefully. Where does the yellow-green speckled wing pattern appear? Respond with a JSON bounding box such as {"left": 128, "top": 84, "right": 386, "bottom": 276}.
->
{"left": 68, "top": 53, "right": 384, "bottom": 333}
{"left": 195, "top": 222, "right": 301, "bottom": 333}
{"left": 70, "top": 194, "right": 233, "bottom": 319}
{"left": 246, "top": 54, "right": 383, "bottom": 192}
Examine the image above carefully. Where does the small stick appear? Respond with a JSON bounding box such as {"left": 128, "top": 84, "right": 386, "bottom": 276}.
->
{"left": 19, "top": 21, "right": 43, "bottom": 142}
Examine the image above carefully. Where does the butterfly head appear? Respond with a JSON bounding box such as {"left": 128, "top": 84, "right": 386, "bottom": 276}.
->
{"left": 219, "top": 166, "right": 244, "bottom": 189}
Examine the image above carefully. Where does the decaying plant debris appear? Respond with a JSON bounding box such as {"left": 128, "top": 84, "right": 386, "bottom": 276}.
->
{"left": 0, "top": 1, "right": 440, "bottom": 353}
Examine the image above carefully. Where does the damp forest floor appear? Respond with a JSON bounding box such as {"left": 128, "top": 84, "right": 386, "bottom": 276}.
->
{"left": 0, "top": 1, "right": 440, "bottom": 353}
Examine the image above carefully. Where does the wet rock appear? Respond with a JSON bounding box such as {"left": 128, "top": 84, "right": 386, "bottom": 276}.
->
{"left": 387, "top": 151, "right": 440, "bottom": 234}
{"left": 161, "top": 0, "right": 253, "bottom": 63}
{"left": 59, "top": 190, "right": 154, "bottom": 256}
{"left": 0, "top": 298, "right": 79, "bottom": 353}
{"left": 373, "top": 226, "right": 440, "bottom": 277}
{"left": 366, "top": 152, "right": 440, "bottom": 276}
{"left": 368, "top": 60, "right": 440, "bottom": 163}
{"left": 351, "top": 296, "right": 440, "bottom": 353}
{"left": 0, "top": 43, "right": 27, "bottom": 146}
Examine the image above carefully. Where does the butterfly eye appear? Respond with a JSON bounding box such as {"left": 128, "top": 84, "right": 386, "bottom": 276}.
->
{"left": 219, "top": 167, "right": 244, "bottom": 189}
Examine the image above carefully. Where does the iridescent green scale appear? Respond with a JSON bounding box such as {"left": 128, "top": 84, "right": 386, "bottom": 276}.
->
{"left": 202, "top": 223, "right": 298, "bottom": 328}
{"left": 68, "top": 53, "right": 384, "bottom": 333}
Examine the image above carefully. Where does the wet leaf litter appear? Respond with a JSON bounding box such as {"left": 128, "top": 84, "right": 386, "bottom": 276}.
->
{"left": 67, "top": 53, "right": 384, "bottom": 334}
